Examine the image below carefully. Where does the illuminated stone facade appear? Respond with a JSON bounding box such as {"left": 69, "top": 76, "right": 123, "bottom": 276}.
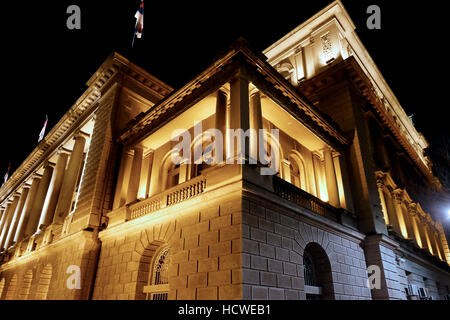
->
{"left": 0, "top": 1, "right": 449, "bottom": 300}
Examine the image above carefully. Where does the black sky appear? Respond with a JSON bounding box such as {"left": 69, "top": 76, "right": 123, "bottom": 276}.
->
{"left": 1, "top": 1, "right": 448, "bottom": 216}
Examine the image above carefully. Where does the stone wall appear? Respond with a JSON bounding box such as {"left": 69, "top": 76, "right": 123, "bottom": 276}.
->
{"left": 241, "top": 195, "right": 372, "bottom": 300}
{"left": 0, "top": 230, "right": 99, "bottom": 300}
{"left": 92, "top": 190, "right": 243, "bottom": 300}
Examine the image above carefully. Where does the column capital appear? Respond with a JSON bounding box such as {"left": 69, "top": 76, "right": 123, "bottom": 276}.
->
{"left": 407, "top": 203, "right": 418, "bottom": 216}
{"left": 43, "top": 161, "right": 56, "bottom": 169}
{"left": 217, "top": 88, "right": 229, "bottom": 98}
{"left": 321, "top": 146, "right": 334, "bottom": 153}
{"left": 249, "top": 87, "right": 261, "bottom": 97}
{"left": 375, "top": 171, "right": 386, "bottom": 188}
{"left": 57, "top": 146, "right": 72, "bottom": 156}
{"left": 74, "top": 130, "right": 90, "bottom": 140}
{"left": 312, "top": 151, "right": 323, "bottom": 160}
{"left": 30, "top": 172, "right": 43, "bottom": 180}
{"left": 133, "top": 144, "right": 145, "bottom": 151}
{"left": 21, "top": 184, "right": 31, "bottom": 191}
{"left": 392, "top": 189, "right": 404, "bottom": 203}
{"left": 332, "top": 151, "right": 341, "bottom": 158}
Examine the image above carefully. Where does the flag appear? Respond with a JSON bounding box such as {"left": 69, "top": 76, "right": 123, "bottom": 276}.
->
{"left": 132, "top": 1, "right": 144, "bottom": 47}
{"left": 38, "top": 114, "right": 48, "bottom": 142}
{"left": 3, "top": 163, "right": 10, "bottom": 184}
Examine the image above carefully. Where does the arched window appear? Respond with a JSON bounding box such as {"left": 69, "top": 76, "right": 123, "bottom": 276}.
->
{"left": 303, "top": 252, "right": 319, "bottom": 287}
{"left": 303, "top": 243, "right": 334, "bottom": 300}
{"left": 0, "top": 278, "right": 5, "bottom": 300}
{"left": 5, "top": 274, "right": 17, "bottom": 300}
{"left": 303, "top": 251, "right": 321, "bottom": 300}
{"left": 144, "top": 247, "right": 170, "bottom": 300}
{"left": 166, "top": 163, "right": 180, "bottom": 190}
{"left": 160, "top": 151, "right": 182, "bottom": 192}
{"left": 35, "top": 264, "right": 52, "bottom": 300}
{"left": 19, "top": 270, "right": 33, "bottom": 300}
{"left": 190, "top": 134, "right": 213, "bottom": 179}
{"left": 288, "top": 154, "right": 307, "bottom": 191}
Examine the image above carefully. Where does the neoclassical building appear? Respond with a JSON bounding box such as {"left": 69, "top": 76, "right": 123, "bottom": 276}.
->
{"left": 0, "top": 1, "right": 449, "bottom": 300}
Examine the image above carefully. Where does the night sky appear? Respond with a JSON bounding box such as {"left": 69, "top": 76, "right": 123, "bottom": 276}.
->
{"left": 1, "top": 1, "right": 448, "bottom": 218}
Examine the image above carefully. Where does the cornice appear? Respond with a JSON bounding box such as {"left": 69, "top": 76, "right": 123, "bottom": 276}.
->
{"left": 299, "top": 57, "right": 437, "bottom": 186}
{"left": 0, "top": 52, "right": 172, "bottom": 206}
{"left": 119, "top": 40, "right": 348, "bottom": 147}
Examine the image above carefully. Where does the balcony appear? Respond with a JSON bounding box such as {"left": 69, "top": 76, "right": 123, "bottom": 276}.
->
{"left": 107, "top": 174, "right": 208, "bottom": 226}
{"left": 272, "top": 176, "right": 357, "bottom": 228}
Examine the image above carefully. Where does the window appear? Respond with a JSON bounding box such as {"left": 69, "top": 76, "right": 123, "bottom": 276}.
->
{"left": 303, "top": 251, "right": 323, "bottom": 300}
{"left": 167, "top": 163, "right": 180, "bottom": 190}
{"left": 288, "top": 154, "right": 307, "bottom": 191}
{"left": 303, "top": 252, "right": 318, "bottom": 286}
{"left": 302, "top": 243, "right": 334, "bottom": 300}
{"left": 144, "top": 247, "right": 170, "bottom": 300}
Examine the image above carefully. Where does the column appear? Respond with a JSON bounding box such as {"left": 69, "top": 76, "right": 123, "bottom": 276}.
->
{"left": 436, "top": 223, "right": 449, "bottom": 264}
{"left": 37, "top": 150, "right": 70, "bottom": 233}
{"left": 113, "top": 149, "right": 133, "bottom": 209}
{"left": 312, "top": 153, "right": 326, "bottom": 201}
{"left": 0, "top": 205, "right": 11, "bottom": 242}
{"left": 433, "top": 233, "right": 444, "bottom": 261}
{"left": 407, "top": 204, "right": 422, "bottom": 248}
{"left": 249, "top": 90, "right": 263, "bottom": 163}
{"left": 281, "top": 159, "right": 291, "bottom": 183}
{"left": 417, "top": 215, "right": 429, "bottom": 250}
{"left": 0, "top": 202, "right": 14, "bottom": 249}
{"left": 0, "top": 194, "right": 20, "bottom": 250}
{"left": 375, "top": 173, "right": 390, "bottom": 226}
{"left": 25, "top": 162, "right": 54, "bottom": 236}
{"left": 215, "top": 89, "right": 228, "bottom": 160}
{"left": 402, "top": 204, "right": 415, "bottom": 242}
{"left": 323, "top": 147, "right": 340, "bottom": 208}
{"left": 423, "top": 223, "right": 434, "bottom": 255}
{"left": 14, "top": 174, "right": 41, "bottom": 242}
{"left": 3, "top": 187, "right": 29, "bottom": 249}
{"left": 392, "top": 190, "right": 408, "bottom": 239}
{"left": 138, "top": 152, "right": 154, "bottom": 200}
{"left": 126, "top": 146, "right": 144, "bottom": 204}
{"left": 53, "top": 133, "right": 87, "bottom": 224}
{"left": 334, "top": 152, "right": 353, "bottom": 211}
{"left": 178, "top": 159, "right": 190, "bottom": 185}
{"left": 228, "top": 74, "right": 250, "bottom": 163}
{"left": 428, "top": 228, "right": 440, "bottom": 258}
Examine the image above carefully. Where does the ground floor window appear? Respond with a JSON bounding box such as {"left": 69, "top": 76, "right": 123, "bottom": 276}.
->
{"left": 143, "top": 247, "right": 170, "bottom": 300}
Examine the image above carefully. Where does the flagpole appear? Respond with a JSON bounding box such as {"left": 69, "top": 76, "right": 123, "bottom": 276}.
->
{"left": 132, "top": 0, "right": 143, "bottom": 48}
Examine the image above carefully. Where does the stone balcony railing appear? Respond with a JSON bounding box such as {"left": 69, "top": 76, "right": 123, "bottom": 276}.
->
{"left": 272, "top": 176, "right": 357, "bottom": 228}
{"left": 108, "top": 175, "right": 207, "bottom": 227}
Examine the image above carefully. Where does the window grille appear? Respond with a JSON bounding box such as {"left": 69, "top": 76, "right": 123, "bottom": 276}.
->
{"left": 303, "top": 252, "right": 319, "bottom": 287}
{"left": 144, "top": 247, "right": 170, "bottom": 300}
{"left": 153, "top": 247, "right": 170, "bottom": 286}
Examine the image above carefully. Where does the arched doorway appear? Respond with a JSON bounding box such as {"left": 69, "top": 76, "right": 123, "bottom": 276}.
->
{"left": 303, "top": 242, "right": 334, "bottom": 300}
